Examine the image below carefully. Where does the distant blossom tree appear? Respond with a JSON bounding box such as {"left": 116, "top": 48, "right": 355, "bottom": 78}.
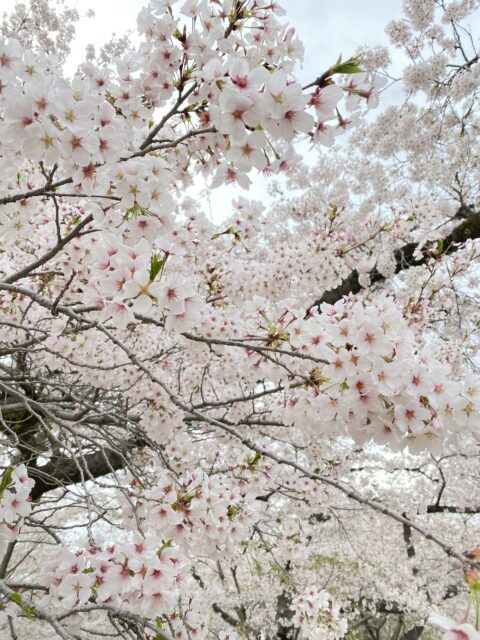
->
{"left": 0, "top": 0, "right": 479, "bottom": 639}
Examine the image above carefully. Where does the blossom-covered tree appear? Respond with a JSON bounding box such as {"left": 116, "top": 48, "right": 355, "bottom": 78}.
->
{"left": 0, "top": 0, "right": 479, "bottom": 639}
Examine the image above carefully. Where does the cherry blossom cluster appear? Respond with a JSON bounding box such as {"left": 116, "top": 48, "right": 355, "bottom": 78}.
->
{"left": 286, "top": 296, "right": 480, "bottom": 453}
{"left": 429, "top": 612, "right": 480, "bottom": 640}
{"left": 0, "top": 0, "right": 81, "bottom": 63}
{"left": 36, "top": 464, "right": 265, "bottom": 632}
{"left": 386, "top": 0, "right": 480, "bottom": 97}
{"left": 0, "top": 0, "right": 383, "bottom": 218}
{"left": 0, "top": 465, "right": 34, "bottom": 548}
{"left": 118, "top": 466, "right": 262, "bottom": 557}
{"left": 1, "top": 0, "right": 480, "bottom": 638}
{"left": 139, "top": 401, "right": 185, "bottom": 444}
{"left": 39, "top": 537, "right": 193, "bottom": 623}
{"left": 89, "top": 228, "right": 203, "bottom": 330}
{"left": 292, "top": 587, "right": 348, "bottom": 640}
{"left": 0, "top": 0, "right": 386, "bottom": 337}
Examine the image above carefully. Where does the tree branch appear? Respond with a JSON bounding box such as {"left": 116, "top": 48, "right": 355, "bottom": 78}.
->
{"left": 307, "top": 207, "right": 480, "bottom": 314}
{"left": 29, "top": 443, "right": 138, "bottom": 500}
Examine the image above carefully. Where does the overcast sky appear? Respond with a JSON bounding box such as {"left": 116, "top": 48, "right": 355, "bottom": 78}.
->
{"left": 85, "top": 0, "right": 405, "bottom": 63}
{"left": 66, "top": 0, "right": 406, "bottom": 79}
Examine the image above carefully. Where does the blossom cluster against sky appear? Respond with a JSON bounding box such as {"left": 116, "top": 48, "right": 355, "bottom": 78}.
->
{"left": 68, "top": 0, "right": 407, "bottom": 213}
{"left": 2, "top": 0, "right": 407, "bottom": 214}
{"left": 65, "top": 0, "right": 406, "bottom": 82}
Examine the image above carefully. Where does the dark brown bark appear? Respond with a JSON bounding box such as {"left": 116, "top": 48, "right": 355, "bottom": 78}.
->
{"left": 307, "top": 207, "right": 480, "bottom": 315}
{"left": 29, "top": 445, "right": 136, "bottom": 500}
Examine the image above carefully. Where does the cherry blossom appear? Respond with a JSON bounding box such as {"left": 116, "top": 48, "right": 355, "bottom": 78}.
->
{"left": 0, "top": 0, "right": 478, "bottom": 639}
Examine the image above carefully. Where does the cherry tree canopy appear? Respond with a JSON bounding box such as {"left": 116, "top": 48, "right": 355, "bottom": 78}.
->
{"left": 0, "top": 0, "right": 479, "bottom": 639}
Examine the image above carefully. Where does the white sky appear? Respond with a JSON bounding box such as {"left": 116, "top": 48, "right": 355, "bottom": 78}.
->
{"left": 3, "top": 0, "right": 408, "bottom": 215}
{"left": 66, "top": 0, "right": 405, "bottom": 81}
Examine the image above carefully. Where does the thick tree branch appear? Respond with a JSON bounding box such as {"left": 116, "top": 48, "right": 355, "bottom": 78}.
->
{"left": 426, "top": 504, "right": 480, "bottom": 514}
{"left": 2, "top": 213, "right": 93, "bottom": 285}
{"left": 212, "top": 603, "right": 240, "bottom": 628}
{"left": 307, "top": 207, "right": 480, "bottom": 314}
{"left": 29, "top": 444, "right": 138, "bottom": 500}
{"left": 402, "top": 513, "right": 419, "bottom": 577}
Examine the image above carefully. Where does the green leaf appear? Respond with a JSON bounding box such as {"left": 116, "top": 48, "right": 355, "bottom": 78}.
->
{"left": 8, "top": 592, "right": 22, "bottom": 606}
{"left": 336, "top": 63, "right": 363, "bottom": 74}
{"left": 227, "top": 504, "right": 240, "bottom": 520}
{"left": 331, "top": 57, "right": 363, "bottom": 75}
{"left": 149, "top": 254, "right": 168, "bottom": 282}
{"left": 434, "top": 238, "right": 444, "bottom": 255}
{"left": 126, "top": 204, "right": 140, "bottom": 217}
{"left": 246, "top": 451, "right": 262, "bottom": 467}
{"left": 157, "top": 539, "right": 173, "bottom": 555}
{"left": 9, "top": 592, "right": 36, "bottom": 619}
{"left": 156, "top": 617, "right": 169, "bottom": 640}
{"left": 0, "top": 467, "right": 13, "bottom": 498}
{"left": 328, "top": 205, "right": 338, "bottom": 221}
